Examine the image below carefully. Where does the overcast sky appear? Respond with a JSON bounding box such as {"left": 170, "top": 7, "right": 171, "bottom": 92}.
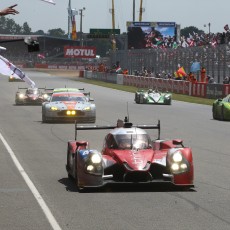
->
{"left": 1, "top": 0, "right": 229, "bottom": 34}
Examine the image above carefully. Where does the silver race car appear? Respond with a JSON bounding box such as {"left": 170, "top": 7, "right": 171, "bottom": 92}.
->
{"left": 42, "top": 91, "right": 96, "bottom": 123}
{"left": 15, "top": 87, "right": 49, "bottom": 105}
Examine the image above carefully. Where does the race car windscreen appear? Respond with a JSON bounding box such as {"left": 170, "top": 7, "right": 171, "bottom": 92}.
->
{"left": 51, "top": 95, "right": 87, "bottom": 102}
{"left": 112, "top": 134, "right": 151, "bottom": 150}
{"left": 27, "top": 89, "right": 39, "bottom": 94}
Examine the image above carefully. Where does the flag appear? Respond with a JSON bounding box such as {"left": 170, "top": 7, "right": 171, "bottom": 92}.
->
{"left": 0, "top": 55, "right": 36, "bottom": 88}
{"left": 40, "top": 0, "right": 56, "bottom": 5}
{"left": 172, "top": 42, "right": 178, "bottom": 49}
{"left": 177, "top": 67, "right": 187, "bottom": 77}
{"left": 190, "top": 62, "right": 201, "bottom": 72}
{"left": 224, "top": 24, "right": 229, "bottom": 31}
{"left": 71, "top": 16, "right": 77, "bottom": 40}
{"left": 0, "top": 46, "right": 6, "bottom": 50}
{"left": 37, "top": 53, "right": 45, "bottom": 59}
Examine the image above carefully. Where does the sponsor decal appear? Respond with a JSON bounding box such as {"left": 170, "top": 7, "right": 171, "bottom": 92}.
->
{"left": 130, "top": 152, "right": 144, "bottom": 165}
{"left": 64, "top": 46, "right": 96, "bottom": 58}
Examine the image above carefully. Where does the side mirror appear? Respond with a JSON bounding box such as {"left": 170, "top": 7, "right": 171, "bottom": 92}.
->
{"left": 172, "top": 139, "right": 184, "bottom": 147}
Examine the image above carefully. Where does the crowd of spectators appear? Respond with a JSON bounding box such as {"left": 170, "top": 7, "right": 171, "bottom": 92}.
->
{"left": 144, "top": 28, "right": 230, "bottom": 50}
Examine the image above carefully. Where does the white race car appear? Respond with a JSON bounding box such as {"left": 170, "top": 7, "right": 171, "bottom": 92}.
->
{"left": 42, "top": 91, "right": 96, "bottom": 123}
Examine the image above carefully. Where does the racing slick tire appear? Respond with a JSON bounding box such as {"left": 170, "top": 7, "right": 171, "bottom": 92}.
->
{"left": 165, "top": 99, "right": 172, "bottom": 105}
{"left": 139, "top": 94, "right": 146, "bottom": 104}
{"left": 220, "top": 106, "right": 225, "bottom": 121}
{"left": 66, "top": 150, "right": 74, "bottom": 179}
{"left": 135, "top": 93, "right": 140, "bottom": 104}
{"left": 212, "top": 105, "right": 217, "bottom": 120}
{"left": 42, "top": 113, "right": 47, "bottom": 123}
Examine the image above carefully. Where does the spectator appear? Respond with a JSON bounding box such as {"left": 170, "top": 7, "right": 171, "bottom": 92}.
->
{"left": 200, "top": 67, "right": 206, "bottom": 82}
{"left": 208, "top": 76, "right": 215, "bottom": 84}
{"left": 223, "top": 76, "right": 230, "bottom": 84}
{"left": 188, "top": 72, "right": 197, "bottom": 83}
{"left": 0, "top": 4, "right": 19, "bottom": 16}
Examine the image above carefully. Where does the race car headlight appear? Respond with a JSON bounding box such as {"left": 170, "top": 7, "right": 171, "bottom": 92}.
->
{"left": 172, "top": 152, "right": 183, "bottom": 163}
{"left": 43, "top": 94, "right": 48, "bottom": 99}
{"left": 19, "top": 93, "right": 24, "bottom": 98}
{"left": 91, "top": 153, "right": 102, "bottom": 164}
{"left": 50, "top": 106, "right": 58, "bottom": 111}
{"left": 168, "top": 150, "right": 189, "bottom": 174}
{"left": 83, "top": 106, "right": 91, "bottom": 111}
{"left": 85, "top": 154, "right": 102, "bottom": 175}
{"left": 86, "top": 165, "right": 94, "bottom": 171}
{"left": 171, "top": 163, "right": 180, "bottom": 171}
{"left": 66, "top": 110, "right": 76, "bottom": 115}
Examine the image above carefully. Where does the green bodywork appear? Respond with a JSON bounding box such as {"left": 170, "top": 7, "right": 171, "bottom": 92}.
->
{"left": 212, "top": 94, "right": 230, "bottom": 120}
{"left": 135, "top": 89, "right": 172, "bottom": 105}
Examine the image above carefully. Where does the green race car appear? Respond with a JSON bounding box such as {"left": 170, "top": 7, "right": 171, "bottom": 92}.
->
{"left": 212, "top": 94, "right": 230, "bottom": 120}
{"left": 135, "top": 89, "right": 172, "bottom": 105}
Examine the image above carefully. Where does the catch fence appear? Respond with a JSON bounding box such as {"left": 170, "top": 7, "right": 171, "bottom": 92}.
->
{"left": 109, "top": 44, "right": 230, "bottom": 84}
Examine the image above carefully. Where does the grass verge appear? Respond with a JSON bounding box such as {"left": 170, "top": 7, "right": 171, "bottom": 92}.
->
{"left": 78, "top": 78, "right": 214, "bottom": 106}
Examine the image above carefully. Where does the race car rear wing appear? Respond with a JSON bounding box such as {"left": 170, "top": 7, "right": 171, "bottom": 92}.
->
{"left": 44, "top": 88, "right": 85, "bottom": 91}
{"left": 74, "top": 118, "right": 161, "bottom": 140}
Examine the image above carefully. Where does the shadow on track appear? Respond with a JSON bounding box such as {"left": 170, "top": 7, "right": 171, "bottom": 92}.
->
{"left": 58, "top": 177, "right": 196, "bottom": 193}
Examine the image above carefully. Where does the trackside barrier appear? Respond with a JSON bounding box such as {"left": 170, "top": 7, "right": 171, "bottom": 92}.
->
{"left": 84, "top": 71, "right": 230, "bottom": 99}
{"left": 191, "top": 83, "right": 207, "bottom": 98}
{"left": 206, "top": 84, "right": 224, "bottom": 99}
{"left": 117, "top": 74, "right": 124, "bottom": 85}
{"left": 84, "top": 70, "right": 92, "bottom": 78}
{"left": 223, "top": 84, "right": 230, "bottom": 96}
{"left": 79, "top": 70, "right": 84, "bottom": 78}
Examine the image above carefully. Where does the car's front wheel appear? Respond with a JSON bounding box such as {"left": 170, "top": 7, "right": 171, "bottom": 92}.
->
{"left": 212, "top": 105, "right": 217, "bottom": 120}
{"left": 135, "top": 93, "right": 140, "bottom": 104}
{"left": 220, "top": 106, "right": 225, "bottom": 121}
{"left": 42, "top": 113, "right": 47, "bottom": 123}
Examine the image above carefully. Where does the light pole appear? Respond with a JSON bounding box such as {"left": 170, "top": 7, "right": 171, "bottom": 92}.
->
{"left": 208, "top": 22, "right": 211, "bottom": 36}
{"left": 67, "top": 0, "right": 72, "bottom": 39}
{"left": 79, "top": 7, "right": 86, "bottom": 46}
{"left": 204, "top": 23, "right": 211, "bottom": 35}
{"left": 133, "top": 0, "right": 135, "bottom": 21}
{"left": 204, "top": 23, "right": 211, "bottom": 43}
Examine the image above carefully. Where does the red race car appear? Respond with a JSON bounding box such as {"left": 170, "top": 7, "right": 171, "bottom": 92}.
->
{"left": 66, "top": 117, "right": 194, "bottom": 192}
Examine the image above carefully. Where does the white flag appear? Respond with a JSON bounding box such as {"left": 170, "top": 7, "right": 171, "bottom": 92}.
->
{"left": 40, "top": 0, "right": 56, "bottom": 5}
{"left": 0, "top": 55, "right": 36, "bottom": 88}
{"left": 0, "top": 46, "right": 6, "bottom": 50}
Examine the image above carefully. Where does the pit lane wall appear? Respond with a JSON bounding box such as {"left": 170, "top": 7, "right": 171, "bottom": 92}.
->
{"left": 84, "top": 71, "right": 230, "bottom": 99}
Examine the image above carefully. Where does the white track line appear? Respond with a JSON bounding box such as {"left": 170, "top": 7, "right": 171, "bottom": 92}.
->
{"left": 0, "top": 132, "right": 62, "bottom": 230}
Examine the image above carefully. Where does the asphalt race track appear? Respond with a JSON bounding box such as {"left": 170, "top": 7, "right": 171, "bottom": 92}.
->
{"left": 0, "top": 70, "right": 229, "bottom": 230}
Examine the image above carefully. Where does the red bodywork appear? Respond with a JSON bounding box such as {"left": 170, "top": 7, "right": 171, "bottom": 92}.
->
{"left": 66, "top": 121, "right": 194, "bottom": 190}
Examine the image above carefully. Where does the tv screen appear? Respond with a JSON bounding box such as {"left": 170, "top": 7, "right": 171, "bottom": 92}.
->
{"left": 127, "top": 22, "right": 177, "bottom": 49}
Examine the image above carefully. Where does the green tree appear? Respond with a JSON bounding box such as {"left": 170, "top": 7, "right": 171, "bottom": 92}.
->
{"left": 181, "top": 26, "right": 204, "bottom": 38}
{"left": 22, "top": 22, "right": 32, "bottom": 34}
{"left": 33, "top": 30, "right": 45, "bottom": 35}
{"left": 47, "top": 28, "right": 66, "bottom": 37}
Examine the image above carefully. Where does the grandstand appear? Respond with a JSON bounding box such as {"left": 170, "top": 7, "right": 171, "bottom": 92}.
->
{"left": 0, "top": 34, "right": 80, "bottom": 66}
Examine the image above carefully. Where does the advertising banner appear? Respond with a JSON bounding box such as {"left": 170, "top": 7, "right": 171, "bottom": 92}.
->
{"left": 64, "top": 46, "right": 96, "bottom": 58}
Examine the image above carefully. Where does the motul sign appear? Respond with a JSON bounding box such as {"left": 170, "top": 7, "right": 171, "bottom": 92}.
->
{"left": 64, "top": 46, "right": 96, "bottom": 58}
